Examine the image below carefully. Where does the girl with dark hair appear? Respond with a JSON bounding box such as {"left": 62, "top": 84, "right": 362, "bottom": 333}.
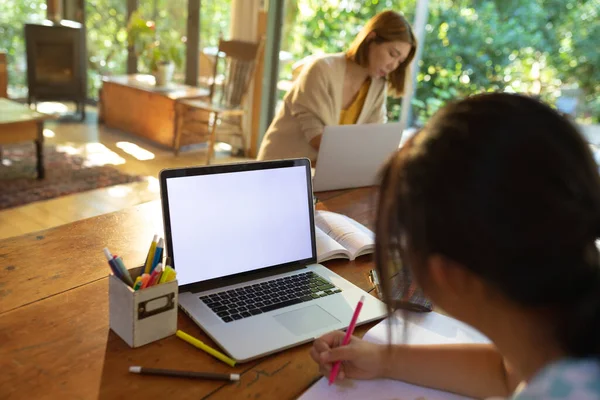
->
{"left": 310, "top": 93, "right": 600, "bottom": 399}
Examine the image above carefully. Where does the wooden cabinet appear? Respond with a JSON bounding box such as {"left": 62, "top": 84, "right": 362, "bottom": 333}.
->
{"left": 99, "top": 75, "right": 208, "bottom": 150}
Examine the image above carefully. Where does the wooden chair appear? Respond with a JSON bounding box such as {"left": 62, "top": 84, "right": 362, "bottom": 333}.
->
{"left": 174, "top": 37, "right": 264, "bottom": 163}
{"left": 197, "top": 52, "right": 216, "bottom": 89}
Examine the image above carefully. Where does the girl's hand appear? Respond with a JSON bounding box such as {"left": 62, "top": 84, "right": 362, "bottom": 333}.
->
{"left": 309, "top": 330, "right": 388, "bottom": 381}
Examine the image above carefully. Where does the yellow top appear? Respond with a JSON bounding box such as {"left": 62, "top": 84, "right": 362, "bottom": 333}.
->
{"left": 339, "top": 79, "right": 371, "bottom": 125}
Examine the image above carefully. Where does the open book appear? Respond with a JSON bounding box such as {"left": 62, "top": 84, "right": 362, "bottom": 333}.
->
{"left": 315, "top": 210, "right": 374, "bottom": 263}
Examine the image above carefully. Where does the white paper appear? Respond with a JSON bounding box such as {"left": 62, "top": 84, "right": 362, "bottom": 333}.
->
{"left": 298, "top": 311, "right": 490, "bottom": 400}
{"left": 363, "top": 311, "right": 490, "bottom": 346}
{"left": 300, "top": 376, "right": 475, "bottom": 400}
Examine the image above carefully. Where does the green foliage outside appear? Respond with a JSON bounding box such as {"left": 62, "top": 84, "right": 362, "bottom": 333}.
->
{"left": 0, "top": 0, "right": 230, "bottom": 100}
{"left": 282, "top": 0, "right": 600, "bottom": 124}
{"left": 126, "top": 10, "right": 185, "bottom": 72}
{"left": 85, "top": 0, "right": 128, "bottom": 99}
{"left": 0, "top": 0, "right": 46, "bottom": 98}
{"left": 1, "top": 0, "right": 596, "bottom": 123}
{"left": 85, "top": 0, "right": 230, "bottom": 98}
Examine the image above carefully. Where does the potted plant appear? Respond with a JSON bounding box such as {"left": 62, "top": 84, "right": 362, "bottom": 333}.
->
{"left": 126, "top": 10, "right": 184, "bottom": 86}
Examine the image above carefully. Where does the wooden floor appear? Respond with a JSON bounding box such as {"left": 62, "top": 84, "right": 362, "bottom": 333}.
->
{"left": 0, "top": 103, "right": 250, "bottom": 240}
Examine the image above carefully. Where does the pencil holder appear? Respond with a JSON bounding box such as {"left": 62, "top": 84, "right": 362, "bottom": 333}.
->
{"left": 109, "top": 266, "right": 178, "bottom": 348}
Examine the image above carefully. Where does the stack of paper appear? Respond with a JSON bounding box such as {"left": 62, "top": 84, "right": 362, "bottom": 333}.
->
{"left": 298, "top": 311, "right": 490, "bottom": 400}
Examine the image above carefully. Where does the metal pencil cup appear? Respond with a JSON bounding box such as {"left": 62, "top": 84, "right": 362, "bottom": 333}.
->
{"left": 108, "top": 265, "right": 178, "bottom": 348}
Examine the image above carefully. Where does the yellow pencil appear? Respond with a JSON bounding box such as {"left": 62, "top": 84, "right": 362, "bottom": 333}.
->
{"left": 164, "top": 268, "right": 177, "bottom": 282}
{"left": 132, "top": 276, "right": 143, "bottom": 291}
{"left": 158, "top": 269, "right": 169, "bottom": 284}
{"left": 176, "top": 330, "right": 236, "bottom": 367}
{"left": 144, "top": 234, "right": 159, "bottom": 274}
{"left": 159, "top": 266, "right": 176, "bottom": 284}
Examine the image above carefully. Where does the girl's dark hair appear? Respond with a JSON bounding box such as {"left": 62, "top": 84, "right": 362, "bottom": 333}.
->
{"left": 376, "top": 92, "right": 600, "bottom": 357}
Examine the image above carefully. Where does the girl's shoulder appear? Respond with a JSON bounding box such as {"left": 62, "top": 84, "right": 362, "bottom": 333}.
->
{"left": 514, "top": 358, "right": 600, "bottom": 400}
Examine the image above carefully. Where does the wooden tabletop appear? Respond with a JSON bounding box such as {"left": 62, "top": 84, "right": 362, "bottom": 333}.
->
{"left": 0, "top": 186, "right": 379, "bottom": 399}
{"left": 102, "top": 75, "right": 210, "bottom": 100}
{"left": 0, "top": 98, "right": 55, "bottom": 125}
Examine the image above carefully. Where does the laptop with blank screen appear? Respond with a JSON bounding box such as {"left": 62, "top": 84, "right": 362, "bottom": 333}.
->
{"left": 312, "top": 122, "right": 404, "bottom": 192}
{"left": 159, "top": 158, "right": 387, "bottom": 362}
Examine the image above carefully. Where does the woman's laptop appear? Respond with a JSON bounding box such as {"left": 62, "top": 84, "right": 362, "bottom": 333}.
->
{"left": 312, "top": 122, "right": 404, "bottom": 192}
{"left": 159, "top": 158, "right": 386, "bottom": 362}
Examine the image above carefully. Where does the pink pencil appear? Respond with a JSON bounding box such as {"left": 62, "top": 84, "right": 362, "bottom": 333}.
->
{"left": 147, "top": 264, "right": 163, "bottom": 287}
{"left": 328, "top": 295, "right": 365, "bottom": 385}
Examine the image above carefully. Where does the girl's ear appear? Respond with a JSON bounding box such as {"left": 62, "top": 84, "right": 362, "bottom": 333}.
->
{"left": 426, "top": 254, "right": 478, "bottom": 301}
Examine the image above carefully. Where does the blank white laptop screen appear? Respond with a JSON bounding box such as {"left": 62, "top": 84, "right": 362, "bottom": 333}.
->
{"left": 165, "top": 165, "right": 314, "bottom": 286}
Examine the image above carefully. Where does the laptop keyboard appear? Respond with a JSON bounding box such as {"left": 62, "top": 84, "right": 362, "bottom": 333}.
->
{"left": 200, "top": 271, "right": 342, "bottom": 323}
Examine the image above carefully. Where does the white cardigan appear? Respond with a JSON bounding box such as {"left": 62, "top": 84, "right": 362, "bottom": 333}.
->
{"left": 257, "top": 53, "right": 387, "bottom": 163}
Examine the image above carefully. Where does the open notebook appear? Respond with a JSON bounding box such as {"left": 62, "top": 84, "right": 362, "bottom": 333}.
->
{"left": 315, "top": 210, "right": 374, "bottom": 263}
{"left": 298, "top": 311, "right": 490, "bottom": 400}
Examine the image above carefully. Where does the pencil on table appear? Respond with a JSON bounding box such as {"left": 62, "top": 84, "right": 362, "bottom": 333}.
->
{"left": 129, "top": 366, "right": 239, "bottom": 381}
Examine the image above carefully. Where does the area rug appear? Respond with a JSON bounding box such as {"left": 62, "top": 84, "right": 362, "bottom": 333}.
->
{"left": 0, "top": 144, "right": 144, "bottom": 210}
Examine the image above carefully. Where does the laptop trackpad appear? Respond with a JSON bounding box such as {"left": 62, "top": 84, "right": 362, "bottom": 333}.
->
{"left": 274, "top": 305, "right": 340, "bottom": 335}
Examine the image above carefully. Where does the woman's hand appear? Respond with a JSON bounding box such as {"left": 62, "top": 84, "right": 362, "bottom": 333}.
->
{"left": 309, "top": 330, "right": 388, "bottom": 381}
{"left": 309, "top": 134, "right": 322, "bottom": 151}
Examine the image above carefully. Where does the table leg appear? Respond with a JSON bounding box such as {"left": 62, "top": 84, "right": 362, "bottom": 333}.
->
{"left": 36, "top": 122, "right": 45, "bottom": 179}
{"left": 206, "top": 112, "right": 219, "bottom": 165}
{"left": 78, "top": 100, "right": 86, "bottom": 121}
{"left": 173, "top": 102, "right": 184, "bottom": 156}
{"left": 97, "top": 87, "right": 104, "bottom": 124}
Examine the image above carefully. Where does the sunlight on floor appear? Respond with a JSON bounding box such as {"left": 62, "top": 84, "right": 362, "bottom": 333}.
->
{"left": 43, "top": 129, "right": 55, "bottom": 138}
{"left": 55, "top": 143, "right": 127, "bottom": 167}
{"left": 116, "top": 141, "right": 155, "bottom": 161}
{"left": 146, "top": 176, "right": 160, "bottom": 193}
{"left": 55, "top": 144, "right": 79, "bottom": 155}
{"left": 215, "top": 142, "right": 232, "bottom": 152}
{"left": 36, "top": 102, "right": 69, "bottom": 114}
{"left": 105, "top": 177, "right": 159, "bottom": 201}
{"left": 107, "top": 185, "right": 133, "bottom": 198}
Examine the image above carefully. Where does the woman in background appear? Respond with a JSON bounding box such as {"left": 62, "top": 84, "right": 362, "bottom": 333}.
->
{"left": 257, "top": 10, "right": 417, "bottom": 164}
{"left": 310, "top": 93, "right": 600, "bottom": 399}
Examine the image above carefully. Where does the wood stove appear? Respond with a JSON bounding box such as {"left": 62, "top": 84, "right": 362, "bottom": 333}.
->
{"left": 25, "top": 19, "right": 86, "bottom": 120}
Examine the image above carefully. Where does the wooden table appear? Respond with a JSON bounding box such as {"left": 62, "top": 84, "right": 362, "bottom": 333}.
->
{"left": 0, "top": 98, "right": 54, "bottom": 179}
{"left": 0, "top": 187, "right": 379, "bottom": 399}
{"left": 99, "top": 75, "right": 209, "bottom": 150}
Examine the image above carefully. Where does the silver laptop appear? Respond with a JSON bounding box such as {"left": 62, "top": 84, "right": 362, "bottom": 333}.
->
{"left": 159, "top": 158, "right": 387, "bottom": 362}
{"left": 312, "top": 122, "right": 404, "bottom": 192}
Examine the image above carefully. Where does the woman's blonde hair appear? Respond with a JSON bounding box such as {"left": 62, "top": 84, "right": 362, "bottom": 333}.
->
{"left": 346, "top": 10, "right": 417, "bottom": 98}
